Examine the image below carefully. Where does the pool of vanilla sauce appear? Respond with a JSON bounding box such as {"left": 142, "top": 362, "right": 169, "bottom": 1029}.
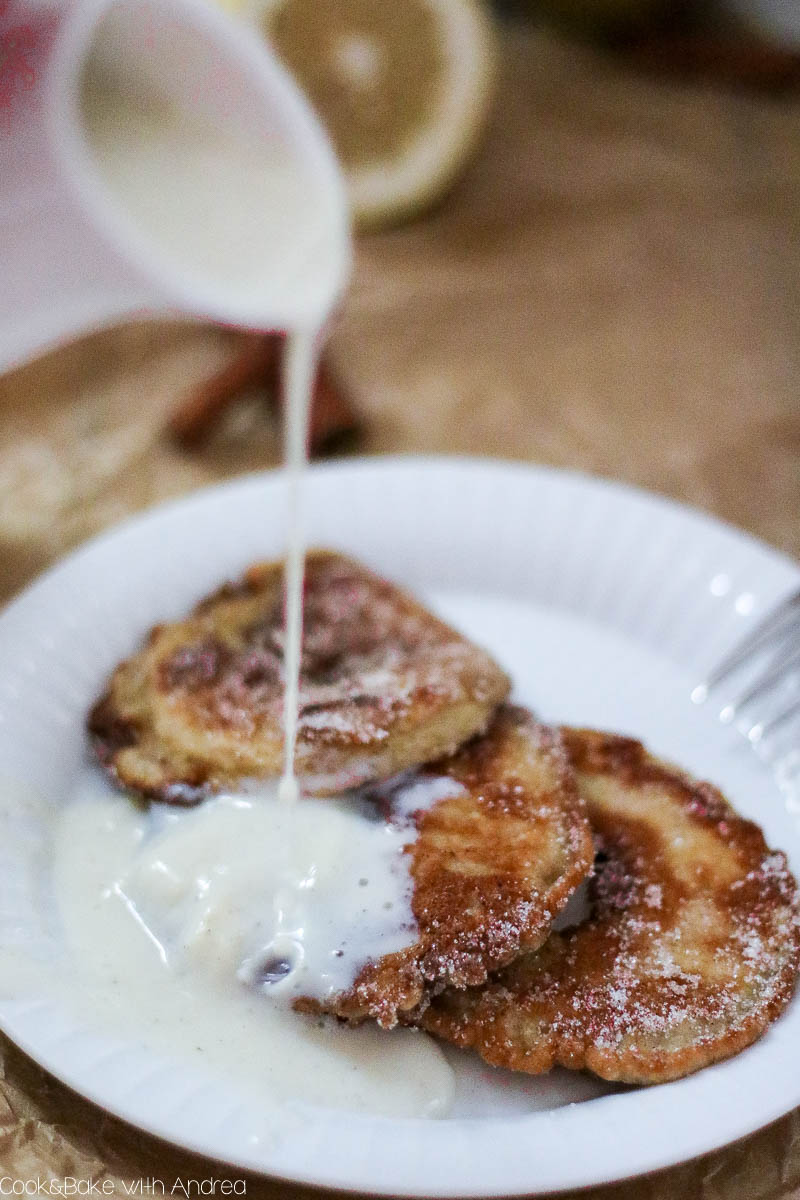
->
{"left": 52, "top": 768, "right": 462, "bottom": 1117}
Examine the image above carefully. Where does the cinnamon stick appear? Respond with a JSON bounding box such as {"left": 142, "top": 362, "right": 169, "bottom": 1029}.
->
{"left": 301, "top": 359, "right": 360, "bottom": 452}
{"left": 168, "top": 331, "right": 359, "bottom": 454}
{"left": 168, "top": 333, "right": 278, "bottom": 448}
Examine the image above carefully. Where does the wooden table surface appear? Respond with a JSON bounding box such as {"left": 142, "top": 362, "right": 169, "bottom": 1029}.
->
{"left": 0, "top": 22, "right": 799, "bottom": 1199}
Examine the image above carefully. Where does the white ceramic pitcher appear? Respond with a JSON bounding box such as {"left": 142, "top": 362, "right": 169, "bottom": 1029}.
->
{"left": 0, "top": 0, "right": 350, "bottom": 374}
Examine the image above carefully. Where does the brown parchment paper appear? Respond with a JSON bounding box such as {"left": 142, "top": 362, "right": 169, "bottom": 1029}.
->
{"left": 1, "top": 22, "right": 799, "bottom": 1199}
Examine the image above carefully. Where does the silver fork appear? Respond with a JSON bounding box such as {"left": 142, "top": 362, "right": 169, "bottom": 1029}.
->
{"left": 692, "top": 589, "right": 800, "bottom": 770}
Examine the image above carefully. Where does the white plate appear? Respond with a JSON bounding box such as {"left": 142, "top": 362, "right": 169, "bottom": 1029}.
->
{"left": 0, "top": 457, "right": 799, "bottom": 1197}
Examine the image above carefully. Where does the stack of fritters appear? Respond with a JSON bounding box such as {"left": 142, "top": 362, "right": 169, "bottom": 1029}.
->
{"left": 423, "top": 728, "right": 800, "bottom": 1083}
{"left": 90, "top": 551, "right": 800, "bottom": 1081}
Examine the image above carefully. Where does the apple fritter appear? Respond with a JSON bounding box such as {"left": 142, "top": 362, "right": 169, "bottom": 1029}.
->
{"left": 422, "top": 728, "right": 800, "bottom": 1084}
{"left": 88, "top": 551, "right": 510, "bottom": 802}
{"left": 295, "top": 706, "right": 594, "bottom": 1028}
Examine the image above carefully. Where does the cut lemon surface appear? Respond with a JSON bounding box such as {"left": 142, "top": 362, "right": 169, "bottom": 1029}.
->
{"left": 257, "top": 0, "right": 496, "bottom": 228}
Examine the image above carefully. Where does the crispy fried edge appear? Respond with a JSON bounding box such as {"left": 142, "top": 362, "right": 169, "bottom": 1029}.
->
{"left": 295, "top": 708, "right": 594, "bottom": 1028}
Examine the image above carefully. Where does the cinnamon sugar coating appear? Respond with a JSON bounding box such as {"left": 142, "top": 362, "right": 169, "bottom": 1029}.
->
{"left": 88, "top": 551, "right": 510, "bottom": 802}
{"left": 295, "top": 707, "right": 594, "bottom": 1028}
{"left": 421, "top": 729, "right": 800, "bottom": 1084}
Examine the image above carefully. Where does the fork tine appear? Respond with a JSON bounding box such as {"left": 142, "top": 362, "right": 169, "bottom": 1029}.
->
{"left": 719, "top": 641, "right": 800, "bottom": 723}
{"left": 748, "top": 695, "right": 800, "bottom": 745}
{"left": 696, "top": 588, "right": 800, "bottom": 699}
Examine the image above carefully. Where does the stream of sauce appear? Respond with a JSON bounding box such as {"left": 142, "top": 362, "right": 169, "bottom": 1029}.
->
{"left": 278, "top": 328, "right": 318, "bottom": 807}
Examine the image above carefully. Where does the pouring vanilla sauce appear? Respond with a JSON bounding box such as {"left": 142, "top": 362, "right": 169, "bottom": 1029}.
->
{"left": 49, "top": 51, "right": 458, "bottom": 1117}
{"left": 278, "top": 327, "right": 318, "bottom": 808}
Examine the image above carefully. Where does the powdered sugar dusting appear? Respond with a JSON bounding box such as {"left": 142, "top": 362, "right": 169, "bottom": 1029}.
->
{"left": 425, "top": 729, "right": 800, "bottom": 1084}
{"left": 159, "top": 554, "right": 508, "bottom": 765}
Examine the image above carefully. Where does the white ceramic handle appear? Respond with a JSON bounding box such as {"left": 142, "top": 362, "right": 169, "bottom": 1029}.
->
{"left": 0, "top": 2, "right": 153, "bottom": 373}
{"left": 0, "top": 0, "right": 350, "bottom": 374}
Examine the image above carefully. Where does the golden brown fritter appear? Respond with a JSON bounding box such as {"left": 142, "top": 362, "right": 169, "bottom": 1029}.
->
{"left": 422, "top": 728, "right": 800, "bottom": 1084}
{"left": 88, "top": 551, "right": 510, "bottom": 802}
{"left": 295, "top": 706, "right": 594, "bottom": 1028}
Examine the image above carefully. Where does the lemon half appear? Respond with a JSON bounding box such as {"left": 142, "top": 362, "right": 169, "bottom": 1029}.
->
{"left": 258, "top": 0, "right": 496, "bottom": 228}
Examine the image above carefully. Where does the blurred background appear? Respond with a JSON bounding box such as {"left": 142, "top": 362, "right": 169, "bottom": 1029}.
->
{"left": 1, "top": 0, "right": 798, "bottom": 604}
